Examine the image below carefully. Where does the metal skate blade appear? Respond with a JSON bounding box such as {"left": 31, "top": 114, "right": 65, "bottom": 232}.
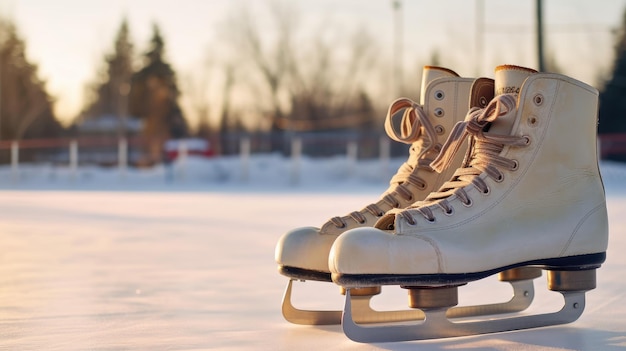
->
{"left": 281, "top": 279, "right": 424, "bottom": 325}
{"left": 281, "top": 279, "right": 341, "bottom": 325}
{"left": 447, "top": 280, "right": 534, "bottom": 317}
{"left": 341, "top": 288, "right": 586, "bottom": 343}
{"left": 282, "top": 278, "right": 535, "bottom": 325}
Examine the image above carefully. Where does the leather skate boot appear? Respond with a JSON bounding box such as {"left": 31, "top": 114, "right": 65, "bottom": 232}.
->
{"left": 275, "top": 66, "right": 489, "bottom": 325}
{"left": 329, "top": 65, "right": 609, "bottom": 342}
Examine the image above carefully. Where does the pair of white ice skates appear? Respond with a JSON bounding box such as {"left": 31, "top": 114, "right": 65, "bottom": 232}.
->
{"left": 275, "top": 64, "right": 609, "bottom": 343}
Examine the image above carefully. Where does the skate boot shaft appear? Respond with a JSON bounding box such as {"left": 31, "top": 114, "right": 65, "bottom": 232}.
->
{"left": 329, "top": 65, "right": 608, "bottom": 341}
{"left": 276, "top": 67, "right": 491, "bottom": 277}
{"left": 329, "top": 65, "right": 608, "bottom": 282}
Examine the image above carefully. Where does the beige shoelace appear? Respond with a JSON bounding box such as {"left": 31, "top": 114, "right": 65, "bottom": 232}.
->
{"left": 399, "top": 94, "right": 529, "bottom": 224}
{"left": 329, "top": 98, "right": 439, "bottom": 228}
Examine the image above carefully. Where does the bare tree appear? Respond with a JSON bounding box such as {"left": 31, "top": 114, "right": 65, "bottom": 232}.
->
{"left": 218, "top": 63, "right": 235, "bottom": 135}
{"left": 221, "top": 0, "right": 381, "bottom": 134}
{"left": 181, "top": 57, "right": 213, "bottom": 136}
{"left": 223, "top": 1, "right": 297, "bottom": 132}
{"left": 281, "top": 19, "right": 380, "bottom": 131}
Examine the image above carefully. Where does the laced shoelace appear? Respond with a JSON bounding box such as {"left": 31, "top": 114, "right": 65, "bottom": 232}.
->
{"left": 398, "top": 94, "right": 530, "bottom": 225}
{"left": 329, "top": 98, "right": 439, "bottom": 228}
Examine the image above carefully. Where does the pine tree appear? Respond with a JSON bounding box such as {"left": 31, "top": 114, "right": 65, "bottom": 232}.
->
{"left": 0, "top": 17, "right": 62, "bottom": 144}
{"left": 599, "top": 7, "right": 626, "bottom": 135}
{"left": 130, "top": 23, "right": 188, "bottom": 163}
{"left": 79, "top": 19, "right": 134, "bottom": 137}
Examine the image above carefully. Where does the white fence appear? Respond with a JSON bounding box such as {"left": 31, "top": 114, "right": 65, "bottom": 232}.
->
{"left": 1, "top": 136, "right": 394, "bottom": 185}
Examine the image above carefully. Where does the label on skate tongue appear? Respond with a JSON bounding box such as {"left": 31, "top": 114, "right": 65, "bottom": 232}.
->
{"left": 487, "top": 65, "right": 536, "bottom": 135}
{"left": 494, "top": 65, "right": 537, "bottom": 96}
{"left": 420, "top": 66, "right": 459, "bottom": 104}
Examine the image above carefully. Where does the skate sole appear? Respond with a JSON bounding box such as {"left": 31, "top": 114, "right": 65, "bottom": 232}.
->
{"left": 332, "top": 252, "right": 605, "bottom": 288}
{"left": 279, "top": 265, "right": 331, "bottom": 282}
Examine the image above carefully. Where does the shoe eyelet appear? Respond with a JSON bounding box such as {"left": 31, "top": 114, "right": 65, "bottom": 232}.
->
{"left": 533, "top": 94, "right": 544, "bottom": 105}
{"left": 406, "top": 195, "right": 414, "bottom": 202}
{"left": 528, "top": 115, "right": 538, "bottom": 126}
{"left": 482, "top": 186, "right": 491, "bottom": 195}
{"left": 418, "top": 182, "right": 427, "bottom": 190}
{"left": 494, "top": 172, "right": 504, "bottom": 183}
{"left": 435, "top": 90, "right": 445, "bottom": 100}
{"left": 462, "top": 198, "right": 473, "bottom": 207}
{"left": 427, "top": 217, "right": 436, "bottom": 223}
{"left": 357, "top": 219, "right": 366, "bottom": 224}
{"left": 511, "top": 160, "right": 519, "bottom": 171}
{"left": 523, "top": 136, "right": 531, "bottom": 145}
{"left": 435, "top": 125, "right": 445, "bottom": 135}
{"left": 479, "top": 96, "right": 488, "bottom": 107}
{"left": 434, "top": 108, "right": 445, "bottom": 117}
{"left": 377, "top": 212, "right": 385, "bottom": 217}
{"left": 444, "top": 207, "right": 454, "bottom": 216}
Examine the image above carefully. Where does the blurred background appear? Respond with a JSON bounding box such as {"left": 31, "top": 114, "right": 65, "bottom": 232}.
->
{"left": 1, "top": 0, "right": 626, "bottom": 173}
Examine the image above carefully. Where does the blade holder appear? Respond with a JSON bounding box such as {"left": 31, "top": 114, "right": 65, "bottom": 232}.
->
{"left": 403, "top": 286, "right": 459, "bottom": 309}
{"left": 498, "top": 267, "right": 542, "bottom": 282}
{"left": 547, "top": 269, "right": 596, "bottom": 292}
{"left": 339, "top": 286, "right": 381, "bottom": 296}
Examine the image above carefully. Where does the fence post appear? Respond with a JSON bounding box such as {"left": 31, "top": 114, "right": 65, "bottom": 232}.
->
{"left": 240, "top": 136, "right": 251, "bottom": 182}
{"left": 177, "top": 139, "right": 188, "bottom": 180}
{"left": 118, "top": 138, "right": 128, "bottom": 179}
{"left": 379, "top": 136, "right": 390, "bottom": 181}
{"left": 347, "top": 140, "right": 358, "bottom": 177}
{"left": 290, "top": 137, "right": 302, "bottom": 185}
{"left": 69, "top": 139, "right": 78, "bottom": 181}
{"left": 11, "top": 141, "right": 18, "bottom": 182}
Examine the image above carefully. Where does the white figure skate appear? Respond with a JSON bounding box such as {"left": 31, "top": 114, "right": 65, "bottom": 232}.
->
{"left": 329, "top": 65, "right": 608, "bottom": 342}
{"left": 276, "top": 67, "right": 539, "bottom": 325}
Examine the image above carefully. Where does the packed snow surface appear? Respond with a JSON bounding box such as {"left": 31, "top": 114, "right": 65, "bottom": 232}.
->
{"left": 0, "top": 156, "right": 625, "bottom": 350}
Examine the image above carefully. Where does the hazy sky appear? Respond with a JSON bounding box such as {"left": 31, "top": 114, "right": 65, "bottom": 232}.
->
{"left": 3, "top": 0, "right": 626, "bottom": 125}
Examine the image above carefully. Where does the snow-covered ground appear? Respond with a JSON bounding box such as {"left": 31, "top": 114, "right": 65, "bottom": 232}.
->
{"left": 0, "top": 154, "right": 399, "bottom": 192}
{"left": 0, "top": 156, "right": 625, "bottom": 350}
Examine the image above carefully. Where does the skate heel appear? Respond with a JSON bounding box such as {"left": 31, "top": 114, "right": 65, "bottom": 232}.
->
{"left": 340, "top": 286, "right": 381, "bottom": 296}
{"left": 404, "top": 286, "right": 459, "bottom": 309}
{"left": 547, "top": 269, "right": 596, "bottom": 292}
{"left": 498, "top": 267, "right": 542, "bottom": 281}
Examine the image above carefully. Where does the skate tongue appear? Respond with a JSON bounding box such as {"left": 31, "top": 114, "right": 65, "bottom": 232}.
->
{"left": 494, "top": 65, "right": 537, "bottom": 96}
{"left": 420, "top": 66, "right": 459, "bottom": 104}
{"left": 468, "top": 77, "right": 494, "bottom": 109}
{"left": 489, "top": 65, "right": 537, "bottom": 135}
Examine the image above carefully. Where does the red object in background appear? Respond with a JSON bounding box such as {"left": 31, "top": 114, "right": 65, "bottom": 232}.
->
{"left": 164, "top": 139, "right": 215, "bottom": 161}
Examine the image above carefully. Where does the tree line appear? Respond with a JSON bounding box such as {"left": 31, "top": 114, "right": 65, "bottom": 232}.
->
{"left": 0, "top": 18, "right": 64, "bottom": 142}
{"left": 0, "top": 2, "right": 390, "bottom": 164}
{"left": 78, "top": 20, "right": 188, "bottom": 163}
{"left": 2, "top": 2, "right": 626, "bottom": 162}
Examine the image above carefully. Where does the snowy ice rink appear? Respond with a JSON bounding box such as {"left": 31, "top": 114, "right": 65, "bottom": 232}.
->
{"left": 0, "top": 157, "right": 625, "bottom": 350}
